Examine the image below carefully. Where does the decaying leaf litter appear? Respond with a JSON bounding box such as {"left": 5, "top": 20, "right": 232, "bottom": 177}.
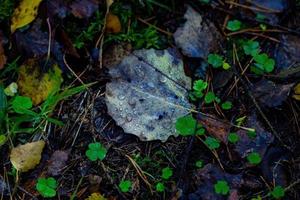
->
{"left": 1, "top": 0, "right": 300, "bottom": 199}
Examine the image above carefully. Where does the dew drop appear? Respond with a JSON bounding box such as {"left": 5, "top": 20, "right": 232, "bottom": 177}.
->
{"left": 118, "top": 94, "right": 126, "bottom": 100}
{"left": 128, "top": 98, "right": 136, "bottom": 105}
{"left": 126, "top": 114, "right": 133, "bottom": 122}
{"left": 159, "top": 76, "right": 167, "bottom": 83}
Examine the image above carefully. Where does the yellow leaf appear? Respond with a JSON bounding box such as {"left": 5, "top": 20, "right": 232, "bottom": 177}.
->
{"left": 10, "top": 140, "right": 45, "bottom": 172}
{"left": 85, "top": 193, "right": 107, "bottom": 200}
{"left": 17, "top": 59, "right": 63, "bottom": 105}
{"left": 106, "top": 0, "right": 114, "bottom": 8}
{"left": 106, "top": 13, "right": 121, "bottom": 34}
{"left": 293, "top": 83, "right": 300, "bottom": 100}
{"left": 11, "top": 0, "right": 43, "bottom": 33}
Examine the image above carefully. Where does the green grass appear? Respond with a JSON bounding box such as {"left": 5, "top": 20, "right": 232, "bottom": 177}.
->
{"left": 0, "top": 0, "right": 15, "bottom": 21}
{"left": 0, "top": 82, "right": 89, "bottom": 146}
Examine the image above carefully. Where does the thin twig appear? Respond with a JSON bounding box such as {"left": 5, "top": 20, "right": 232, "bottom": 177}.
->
{"left": 125, "top": 154, "right": 153, "bottom": 194}
{"left": 137, "top": 17, "right": 173, "bottom": 36}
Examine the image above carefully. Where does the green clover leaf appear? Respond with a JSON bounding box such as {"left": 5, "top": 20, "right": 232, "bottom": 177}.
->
{"left": 156, "top": 182, "right": 165, "bottom": 192}
{"left": 214, "top": 180, "right": 230, "bottom": 195}
{"left": 195, "top": 160, "right": 204, "bottom": 168}
{"left": 175, "top": 115, "right": 197, "bottom": 136}
{"left": 253, "top": 53, "right": 275, "bottom": 73}
{"left": 221, "top": 101, "right": 232, "bottom": 110}
{"left": 228, "top": 132, "right": 239, "bottom": 144}
{"left": 270, "top": 186, "right": 285, "bottom": 199}
{"left": 119, "top": 180, "right": 132, "bottom": 192}
{"left": 226, "top": 20, "right": 242, "bottom": 31}
{"left": 193, "top": 79, "right": 208, "bottom": 92}
{"left": 205, "top": 137, "right": 220, "bottom": 150}
{"left": 12, "top": 96, "right": 32, "bottom": 114}
{"left": 247, "top": 152, "right": 262, "bottom": 165}
{"left": 36, "top": 177, "right": 57, "bottom": 198}
{"left": 161, "top": 167, "right": 173, "bottom": 180}
{"left": 243, "top": 40, "right": 260, "bottom": 56}
{"left": 86, "top": 142, "right": 107, "bottom": 161}
{"left": 208, "top": 54, "right": 223, "bottom": 68}
{"left": 204, "top": 92, "right": 215, "bottom": 104}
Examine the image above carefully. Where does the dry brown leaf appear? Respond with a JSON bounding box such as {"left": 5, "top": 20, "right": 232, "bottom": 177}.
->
{"left": 198, "top": 114, "right": 231, "bottom": 143}
{"left": 106, "top": 13, "right": 121, "bottom": 33}
{"left": 47, "top": 150, "right": 69, "bottom": 176}
{"left": 0, "top": 32, "right": 6, "bottom": 70}
{"left": 103, "top": 43, "right": 132, "bottom": 67}
{"left": 10, "top": 140, "right": 45, "bottom": 172}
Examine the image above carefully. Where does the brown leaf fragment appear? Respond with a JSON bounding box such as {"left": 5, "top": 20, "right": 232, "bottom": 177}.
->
{"left": 70, "top": 0, "right": 99, "bottom": 19}
{"left": 0, "top": 32, "right": 6, "bottom": 70}
{"left": 198, "top": 114, "right": 231, "bottom": 143}
{"left": 47, "top": 150, "right": 69, "bottom": 176}
{"left": 103, "top": 43, "right": 132, "bottom": 67}
{"left": 59, "top": 30, "right": 80, "bottom": 58}
{"left": 105, "top": 13, "right": 121, "bottom": 33}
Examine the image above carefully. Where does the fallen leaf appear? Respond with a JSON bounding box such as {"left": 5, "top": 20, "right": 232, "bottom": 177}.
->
{"left": 106, "top": 13, "right": 121, "bottom": 33}
{"left": 0, "top": 32, "right": 6, "bottom": 69}
{"left": 106, "top": 0, "right": 114, "bottom": 8}
{"left": 103, "top": 43, "right": 132, "bottom": 67}
{"left": 45, "top": 0, "right": 67, "bottom": 19}
{"left": 252, "top": 79, "right": 293, "bottom": 107}
{"left": 17, "top": 59, "right": 63, "bottom": 105}
{"left": 235, "top": 114, "right": 274, "bottom": 158}
{"left": 293, "top": 83, "right": 300, "bottom": 100}
{"left": 198, "top": 114, "right": 231, "bottom": 143}
{"left": 14, "top": 21, "right": 65, "bottom": 68}
{"left": 261, "top": 147, "right": 290, "bottom": 187}
{"left": 70, "top": 0, "right": 99, "bottom": 19}
{"left": 10, "top": 0, "right": 43, "bottom": 33}
{"left": 173, "top": 6, "right": 222, "bottom": 58}
{"left": 47, "top": 150, "right": 69, "bottom": 176}
{"left": 274, "top": 35, "right": 300, "bottom": 71}
{"left": 10, "top": 140, "right": 45, "bottom": 172}
{"left": 85, "top": 193, "right": 107, "bottom": 200}
{"left": 105, "top": 48, "right": 192, "bottom": 141}
{"left": 189, "top": 164, "right": 242, "bottom": 200}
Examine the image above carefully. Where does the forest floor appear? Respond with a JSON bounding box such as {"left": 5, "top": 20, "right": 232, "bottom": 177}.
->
{"left": 1, "top": 0, "right": 300, "bottom": 199}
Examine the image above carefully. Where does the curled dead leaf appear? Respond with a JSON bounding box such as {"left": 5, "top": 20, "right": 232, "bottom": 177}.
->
{"left": 10, "top": 140, "right": 45, "bottom": 172}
